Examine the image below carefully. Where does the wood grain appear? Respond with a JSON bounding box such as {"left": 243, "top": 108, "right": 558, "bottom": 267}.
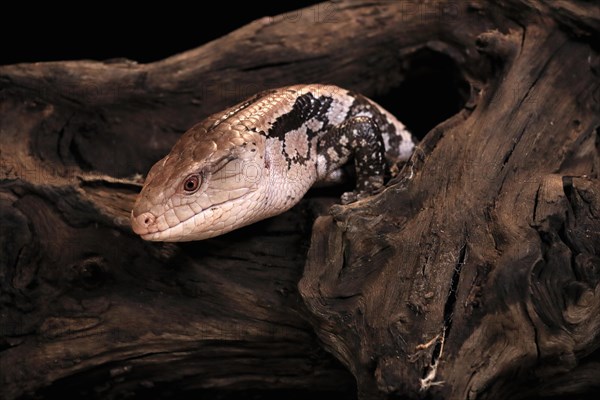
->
{"left": 1, "top": 1, "right": 599, "bottom": 399}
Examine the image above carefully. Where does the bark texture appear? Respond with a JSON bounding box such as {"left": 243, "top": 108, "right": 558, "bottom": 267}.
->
{"left": 1, "top": 1, "right": 599, "bottom": 399}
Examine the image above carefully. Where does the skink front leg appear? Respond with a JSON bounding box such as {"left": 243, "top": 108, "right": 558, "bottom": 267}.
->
{"left": 317, "top": 116, "right": 386, "bottom": 204}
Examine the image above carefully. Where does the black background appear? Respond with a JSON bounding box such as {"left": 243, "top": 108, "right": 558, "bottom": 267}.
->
{"left": 1, "top": 1, "right": 466, "bottom": 139}
{"left": 0, "top": 2, "right": 320, "bottom": 65}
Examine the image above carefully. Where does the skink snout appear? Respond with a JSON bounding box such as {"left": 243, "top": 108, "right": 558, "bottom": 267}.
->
{"left": 131, "top": 211, "right": 156, "bottom": 235}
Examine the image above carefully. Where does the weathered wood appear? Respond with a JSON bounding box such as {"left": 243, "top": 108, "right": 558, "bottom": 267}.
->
{"left": 299, "top": 2, "right": 600, "bottom": 399}
{"left": 1, "top": 1, "right": 599, "bottom": 399}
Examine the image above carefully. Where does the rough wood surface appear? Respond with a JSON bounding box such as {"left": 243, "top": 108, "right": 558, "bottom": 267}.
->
{"left": 1, "top": 1, "right": 599, "bottom": 399}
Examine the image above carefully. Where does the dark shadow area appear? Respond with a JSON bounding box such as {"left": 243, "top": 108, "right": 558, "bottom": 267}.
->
{"left": 34, "top": 360, "right": 358, "bottom": 400}
{"left": 0, "top": 1, "right": 321, "bottom": 65}
{"left": 373, "top": 49, "right": 470, "bottom": 140}
{"left": 38, "top": 385, "right": 357, "bottom": 400}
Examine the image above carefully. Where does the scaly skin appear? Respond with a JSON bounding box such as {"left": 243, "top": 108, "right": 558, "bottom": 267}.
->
{"left": 131, "top": 84, "right": 415, "bottom": 241}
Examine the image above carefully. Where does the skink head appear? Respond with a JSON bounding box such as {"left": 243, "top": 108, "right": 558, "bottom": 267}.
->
{"left": 131, "top": 123, "right": 268, "bottom": 241}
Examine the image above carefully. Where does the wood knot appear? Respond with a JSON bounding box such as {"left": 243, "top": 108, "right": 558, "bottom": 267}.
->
{"left": 70, "top": 256, "right": 109, "bottom": 289}
{"left": 476, "top": 29, "right": 520, "bottom": 61}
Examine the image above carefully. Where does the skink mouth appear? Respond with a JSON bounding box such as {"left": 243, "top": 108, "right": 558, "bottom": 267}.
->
{"left": 140, "top": 232, "right": 161, "bottom": 241}
{"left": 131, "top": 188, "right": 256, "bottom": 241}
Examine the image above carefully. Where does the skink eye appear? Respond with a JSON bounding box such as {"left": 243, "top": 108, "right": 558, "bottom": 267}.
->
{"left": 183, "top": 174, "right": 201, "bottom": 193}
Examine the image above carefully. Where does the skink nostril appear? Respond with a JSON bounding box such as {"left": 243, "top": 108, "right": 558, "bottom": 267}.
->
{"left": 140, "top": 213, "right": 154, "bottom": 227}
{"left": 132, "top": 212, "right": 155, "bottom": 235}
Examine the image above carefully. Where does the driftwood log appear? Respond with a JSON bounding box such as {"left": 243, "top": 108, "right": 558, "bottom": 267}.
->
{"left": 1, "top": 1, "right": 599, "bottom": 399}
